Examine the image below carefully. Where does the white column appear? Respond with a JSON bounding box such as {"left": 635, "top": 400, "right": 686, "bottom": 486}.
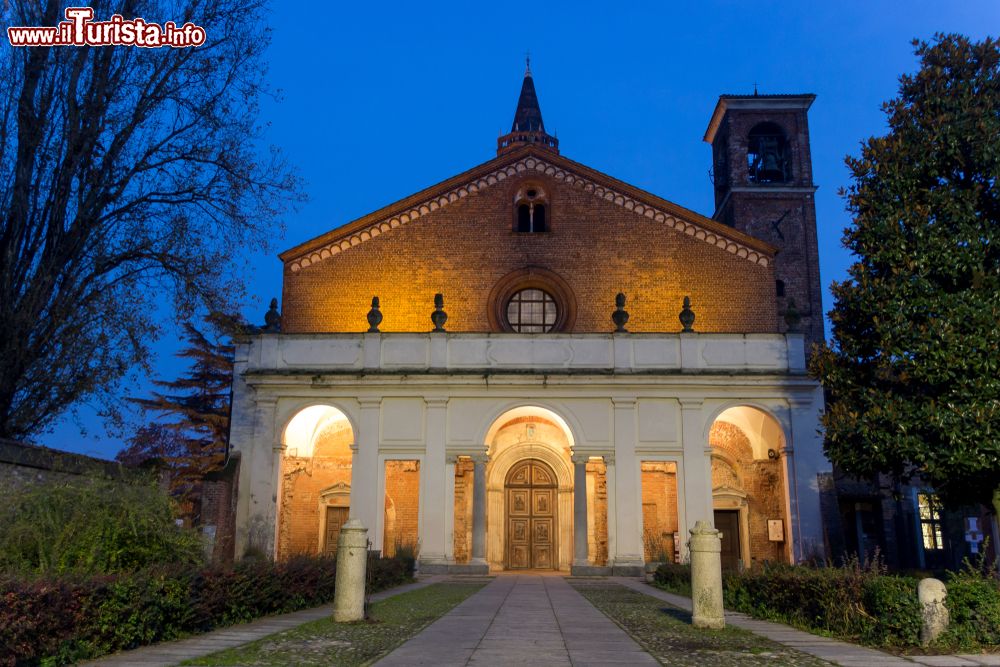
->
{"left": 572, "top": 454, "right": 589, "bottom": 568}
{"left": 418, "top": 397, "right": 449, "bottom": 568}
{"left": 244, "top": 397, "right": 278, "bottom": 558}
{"left": 444, "top": 454, "right": 457, "bottom": 564}
{"left": 471, "top": 453, "right": 488, "bottom": 567}
{"left": 788, "top": 389, "right": 829, "bottom": 562}
{"left": 612, "top": 398, "right": 643, "bottom": 569}
{"left": 349, "top": 398, "right": 381, "bottom": 547}
{"left": 680, "top": 398, "right": 712, "bottom": 549}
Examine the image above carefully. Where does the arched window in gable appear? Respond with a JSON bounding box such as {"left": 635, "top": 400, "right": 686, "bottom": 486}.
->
{"left": 514, "top": 183, "right": 548, "bottom": 233}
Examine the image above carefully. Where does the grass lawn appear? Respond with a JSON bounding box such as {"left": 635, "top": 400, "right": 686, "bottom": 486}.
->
{"left": 571, "top": 581, "right": 830, "bottom": 667}
{"left": 183, "top": 582, "right": 485, "bottom": 667}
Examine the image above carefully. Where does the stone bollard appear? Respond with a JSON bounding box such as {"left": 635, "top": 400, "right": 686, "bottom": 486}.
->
{"left": 918, "top": 578, "right": 949, "bottom": 646}
{"left": 332, "top": 519, "right": 369, "bottom": 622}
{"left": 689, "top": 520, "right": 725, "bottom": 629}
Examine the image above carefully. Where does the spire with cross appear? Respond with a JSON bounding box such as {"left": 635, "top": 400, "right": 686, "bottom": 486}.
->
{"left": 497, "top": 56, "right": 559, "bottom": 155}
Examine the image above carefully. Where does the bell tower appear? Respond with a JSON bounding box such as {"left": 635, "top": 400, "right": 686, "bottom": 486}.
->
{"left": 704, "top": 93, "right": 824, "bottom": 353}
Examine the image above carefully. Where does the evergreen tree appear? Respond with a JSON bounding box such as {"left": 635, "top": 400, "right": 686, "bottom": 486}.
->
{"left": 118, "top": 312, "right": 244, "bottom": 511}
{"left": 811, "top": 35, "right": 1000, "bottom": 524}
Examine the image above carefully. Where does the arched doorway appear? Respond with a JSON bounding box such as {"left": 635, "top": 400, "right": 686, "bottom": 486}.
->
{"left": 505, "top": 459, "right": 558, "bottom": 569}
{"left": 708, "top": 405, "right": 791, "bottom": 568}
{"left": 278, "top": 404, "right": 354, "bottom": 560}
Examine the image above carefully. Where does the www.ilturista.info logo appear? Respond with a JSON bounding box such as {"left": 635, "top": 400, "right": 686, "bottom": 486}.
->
{"left": 7, "top": 7, "right": 206, "bottom": 47}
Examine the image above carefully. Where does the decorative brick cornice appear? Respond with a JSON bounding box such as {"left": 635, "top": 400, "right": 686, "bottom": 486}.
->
{"left": 286, "top": 156, "right": 773, "bottom": 274}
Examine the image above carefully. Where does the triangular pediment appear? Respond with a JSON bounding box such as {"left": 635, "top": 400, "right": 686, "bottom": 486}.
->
{"left": 281, "top": 147, "right": 776, "bottom": 273}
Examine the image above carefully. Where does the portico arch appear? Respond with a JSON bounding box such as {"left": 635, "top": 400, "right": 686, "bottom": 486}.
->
{"left": 276, "top": 404, "right": 354, "bottom": 559}
{"left": 709, "top": 405, "right": 792, "bottom": 567}
{"left": 483, "top": 406, "right": 575, "bottom": 571}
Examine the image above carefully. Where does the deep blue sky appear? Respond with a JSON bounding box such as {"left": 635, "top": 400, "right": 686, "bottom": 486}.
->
{"left": 44, "top": 1, "right": 998, "bottom": 458}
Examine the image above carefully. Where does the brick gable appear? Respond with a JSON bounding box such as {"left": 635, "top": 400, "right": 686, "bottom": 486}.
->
{"left": 280, "top": 149, "right": 780, "bottom": 334}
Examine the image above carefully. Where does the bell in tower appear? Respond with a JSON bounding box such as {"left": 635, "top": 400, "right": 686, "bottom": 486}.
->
{"left": 747, "top": 122, "right": 790, "bottom": 183}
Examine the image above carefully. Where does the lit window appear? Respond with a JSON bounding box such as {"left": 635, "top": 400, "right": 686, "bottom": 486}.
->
{"left": 918, "top": 493, "right": 944, "bottom": 551}
{"left": 506, "top": 289, "right": 558, "bottom": 333}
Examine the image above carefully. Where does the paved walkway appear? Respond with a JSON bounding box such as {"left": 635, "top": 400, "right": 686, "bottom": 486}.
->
{"left": 375, "top": 574, "right": 658, "bottom": 666}
{"left": 613, "top": 578, "right": 1000, "bottom": 667}
{"left": 85, "top": 576, "right": 443, "bottom": 666}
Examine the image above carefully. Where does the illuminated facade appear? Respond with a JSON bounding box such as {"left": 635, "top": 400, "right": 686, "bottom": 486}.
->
{"left": 228, "top": 67, "right": 829, "bottom": 573}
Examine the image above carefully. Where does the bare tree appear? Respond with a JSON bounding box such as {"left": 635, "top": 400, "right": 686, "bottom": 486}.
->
{"left": 0, "top": 0, "right": 300, "bottom": 438}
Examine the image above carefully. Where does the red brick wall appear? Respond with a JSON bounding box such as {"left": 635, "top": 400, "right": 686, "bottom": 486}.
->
{"left": 587, "top": 460, "right": 609, "bottom": 566}
{"left": 200, "top": 458, "right": 239, "bottom": 564}
{"left": 383, "top": 460, "right": 420, "bottom": 556}
{"left": 281, "top": 173, "right": 777, "bottom": 334}
{"left": 641, "top": 462, "right": 680, "bottom": 562}
{"left": 453, "top": 459, "right": 474, "bottom": 562}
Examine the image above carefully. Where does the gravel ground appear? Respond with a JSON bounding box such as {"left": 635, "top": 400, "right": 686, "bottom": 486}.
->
{"left": 183, "top": 582, "right": 485, "bottom": 667}
{"left": 571, "top": 581, "right": 833, "bottom": 667}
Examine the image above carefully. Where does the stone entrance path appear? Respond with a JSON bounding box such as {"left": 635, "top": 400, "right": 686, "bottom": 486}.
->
{"left": 374, "top": 574, "right": 659, "bottom": 666}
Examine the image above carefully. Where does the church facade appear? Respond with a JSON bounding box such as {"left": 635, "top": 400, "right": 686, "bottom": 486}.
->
{"left": 228, "top": 67, "right": 830, "bottom": 574}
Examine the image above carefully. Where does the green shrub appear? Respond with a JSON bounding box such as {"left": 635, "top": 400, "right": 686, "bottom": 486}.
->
{"left": 0, "top": 553, "right": 412, "bottom": 667}
{"left": 0, "top": 476, "right": 204, "bottom": 576}
{"left": 653, "top": 562, "right": 691, "bottom": 596}
{"left": 941, "top": 559, "right": 1000, "bottom": 649}
{"left": 859, "top": 575, "right": 921, "bottom": 646}
{"left": 653, "top": 553, "right": 1000, "bottom": 652}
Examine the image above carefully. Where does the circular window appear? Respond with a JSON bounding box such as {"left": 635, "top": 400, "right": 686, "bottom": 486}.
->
{"left": 506, "top": 289, "right": 558, "bottom": 333}
{"left": 487, "top": 267, "right": 576, "bottom": 333}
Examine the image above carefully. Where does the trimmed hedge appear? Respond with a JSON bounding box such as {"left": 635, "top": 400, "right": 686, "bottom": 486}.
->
{"left": 1, "top": 554, "right": 413, "bottom": 667}
{"left": 653, "top": 561, "right": 1000, "bottom": 651}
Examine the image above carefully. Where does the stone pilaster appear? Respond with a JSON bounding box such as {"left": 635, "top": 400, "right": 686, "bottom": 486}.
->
{"left": 417, "top": 397, "right": 449, "bottom": 572}
{"left": 350, "top": 398, "right": 381, "bottom": 551}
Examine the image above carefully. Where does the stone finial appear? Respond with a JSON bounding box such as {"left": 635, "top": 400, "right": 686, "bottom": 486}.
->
{"left": 431, "top": 293, "right": 448, "bottom": 332}
{"left": 263, "top": 298, "right": 281, "bottom": 332}
{"left": 918, "top": 578, "right": 949, "bottom": 646}
{"left": 783, "top": 298, "right": 801, "bottom": 333}
{"left": 612, "top": 292, "right": 629, "bottom": 332}
{"left": 367, "top": 296, "right": 382, "bottom": 332}
{"left": 679, "top": 296, "right": 695, "bottom": 333}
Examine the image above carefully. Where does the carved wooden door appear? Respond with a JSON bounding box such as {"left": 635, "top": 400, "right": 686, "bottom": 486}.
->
{"left": 506, "top": 460, "right": 557, "bottom": 569}
{"left": 324, "top": 506, "right": 349, "bottom": 555}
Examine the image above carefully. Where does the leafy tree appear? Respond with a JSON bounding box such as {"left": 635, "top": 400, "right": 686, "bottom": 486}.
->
{"left": 117, "top": 311, "right": 242, "bottom": 510}
{"left": 0, "top": 0, "right": 300, "bottom": 439}
{"left": 811, "top": 35, "right": 1000, "bottom": 525}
